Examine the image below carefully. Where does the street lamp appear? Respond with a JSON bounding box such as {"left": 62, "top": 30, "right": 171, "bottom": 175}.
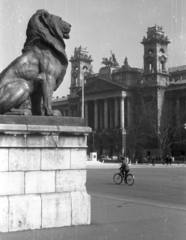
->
{"left": 82, "top": 66, "right": 88, "bottom": 118}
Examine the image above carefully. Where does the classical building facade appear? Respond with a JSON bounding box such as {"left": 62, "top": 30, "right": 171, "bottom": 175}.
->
{"left": 52, "top": 26, "right": 186, "bottom": 162}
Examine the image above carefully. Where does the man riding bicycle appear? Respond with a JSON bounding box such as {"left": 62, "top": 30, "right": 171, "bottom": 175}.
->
{"left": 120, "top": 157, "right": 130, "bottom": 183}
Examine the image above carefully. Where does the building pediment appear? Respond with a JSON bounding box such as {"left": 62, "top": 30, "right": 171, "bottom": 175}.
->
{"left": 83, "top": 77, "right": 128, "bottom": 94}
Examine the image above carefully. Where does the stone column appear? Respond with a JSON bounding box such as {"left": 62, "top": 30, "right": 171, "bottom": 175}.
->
{"left": 120, "top": 93, "right": 126, "bottom": 155}
{"left": 94, "top": 100, "right": 98, "bottom": 130}
{"left": 104, "top": 99, "right": 108, "bottom": 129}
{"left": 85, "top": 101, "right": 88, "bottom": 126}
{"left": 176, "top": 98, "right": 180, "bottom": 125}
{"left": 114, "top": 98, "right": 118, "bottom": 128}
{"left": 100, "top": 101, "right": 103, "bottom": 129}
{"left": 127, "top": 97, "right": 132, "bottom": 128}
{"left": 120, "top": 95, "right": 125, "bottom": 130}
{"left": 109, "top": 100, "right": 114, "bottom": 129}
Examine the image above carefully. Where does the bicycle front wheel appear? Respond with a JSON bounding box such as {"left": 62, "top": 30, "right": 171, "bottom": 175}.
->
{"left": 126, "top": 174, "right": 134, "bottom": 186}
{"left": 113, "top": 173, "right": 123, "bottom": 185}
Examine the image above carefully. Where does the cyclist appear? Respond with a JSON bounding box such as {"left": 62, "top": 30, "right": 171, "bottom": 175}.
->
{"left": 120, "top": 157, "right": 130, "bottom": 183}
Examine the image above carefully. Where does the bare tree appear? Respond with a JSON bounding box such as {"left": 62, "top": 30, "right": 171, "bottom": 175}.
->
{"left": 126, "top": 102, "right": 149, "bottom": 162}
{"left": 127, "top": 93, "right": 186, "bottom": 162}
{"left": 138, "top": 99, "right": 186, "bottom": 159}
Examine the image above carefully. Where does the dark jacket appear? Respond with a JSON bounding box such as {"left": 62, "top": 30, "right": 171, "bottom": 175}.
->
{"left": 121, "top": 160, "right": 130, "bottom": 170}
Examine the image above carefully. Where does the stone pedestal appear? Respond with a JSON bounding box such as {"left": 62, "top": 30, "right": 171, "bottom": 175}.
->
{"left": 0, "top": 116, "right": 91, "bottom": 232}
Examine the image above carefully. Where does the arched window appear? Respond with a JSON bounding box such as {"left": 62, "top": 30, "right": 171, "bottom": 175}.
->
{"left": 147, "top": 49, "right": 154, "bottom": 72}
{"left": 159, "top": 49, "right": 166, "bottom": 71}
{"left": 72, "top": 66, "right": 78, "bottom": 86}
{"left": 159, "top": 56, "right": 166, "bottom": 71}
{"left": 159, "top": 48, "right": 165, "bottom": 54}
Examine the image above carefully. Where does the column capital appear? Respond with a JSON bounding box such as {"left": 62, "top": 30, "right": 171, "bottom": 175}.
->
{"left": 121, "top": 92, "right": 127, "bottom": 99}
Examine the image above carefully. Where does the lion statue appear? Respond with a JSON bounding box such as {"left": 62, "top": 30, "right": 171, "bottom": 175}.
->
{"left": 0, "top": 9, "right": 71, "bottom": 116}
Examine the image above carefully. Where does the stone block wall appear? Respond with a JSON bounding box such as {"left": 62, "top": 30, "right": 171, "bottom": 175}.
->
{"left": 0, "top": 123, "right": 91, "bottom": 232}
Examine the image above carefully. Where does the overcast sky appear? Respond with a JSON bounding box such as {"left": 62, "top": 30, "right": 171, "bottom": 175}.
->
{"left": 0, "top": 0, "right": 185, "bottom": 97}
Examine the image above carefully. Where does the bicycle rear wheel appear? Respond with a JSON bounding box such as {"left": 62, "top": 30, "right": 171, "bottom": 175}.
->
{"left": 126, "top": 174, "right": 134, "bottom": 186}
{"left": 113, "top": 173, "right": 123, "bottom": 185}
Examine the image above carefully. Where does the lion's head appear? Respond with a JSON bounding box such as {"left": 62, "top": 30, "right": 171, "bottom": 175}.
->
{"left": 22, "top": 9, "right": 71, "bottom": 64}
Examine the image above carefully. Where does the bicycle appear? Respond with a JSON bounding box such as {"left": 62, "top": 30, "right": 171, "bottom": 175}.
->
{"left": 113, "top": 169, "right": 135, "bottom": 186}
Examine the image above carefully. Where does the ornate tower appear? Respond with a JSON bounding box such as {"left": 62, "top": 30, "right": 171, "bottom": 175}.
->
{"left": 140, "top": 26, "right": 171, "bottom": 157}
{"left": 141, "top": 25, "right": 171, "bottom": 85}
{"left": 141, "top": 26, "right": 171, "bottom": 125}
{"left": 69, "top": 46, "right": 93, "bottom": 97}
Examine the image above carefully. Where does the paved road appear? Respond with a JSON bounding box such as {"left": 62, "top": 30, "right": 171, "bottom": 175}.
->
{"left": 86, "top": 167, "right": 186, "bottom": 240}
{"left": 1, "top": 166, "right": 186, "bottom": 240}
{"left": 87, "top": 167, "right": 186, "bottom": 209}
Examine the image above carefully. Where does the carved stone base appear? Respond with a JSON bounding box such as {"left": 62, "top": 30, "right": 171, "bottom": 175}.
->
{"left": 0, "top": 117, "right": 91, "bottom": 232}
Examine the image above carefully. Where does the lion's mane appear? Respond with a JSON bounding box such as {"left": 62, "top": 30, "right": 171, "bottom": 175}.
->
{"left": 22, "top": 9, "right": 68, "bottom": 64}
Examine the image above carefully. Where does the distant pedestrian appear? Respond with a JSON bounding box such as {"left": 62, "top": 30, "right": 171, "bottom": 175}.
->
{"left": 152, "top": 156, "right": 155, "bottom": 166}
{"left": 166, "top": 155, "right": 169, "bottom": 165}
{"left": 169, "top": 156, "right": 172, "bottom": 165}
{"left": 181, "top": 155, "right": 185, "bottom": 164}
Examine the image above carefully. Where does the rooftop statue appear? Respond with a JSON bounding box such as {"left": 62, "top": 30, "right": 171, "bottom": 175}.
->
{"left": 102, "top": 51, "right": 119, "bottom": 68}
{"left": 0, "top": 9, "right": 71, "bottom": 116}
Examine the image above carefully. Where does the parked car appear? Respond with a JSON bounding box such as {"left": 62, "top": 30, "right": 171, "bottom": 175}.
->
{"left": 98, "top": 155, "right": 111, "bottom": 162}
